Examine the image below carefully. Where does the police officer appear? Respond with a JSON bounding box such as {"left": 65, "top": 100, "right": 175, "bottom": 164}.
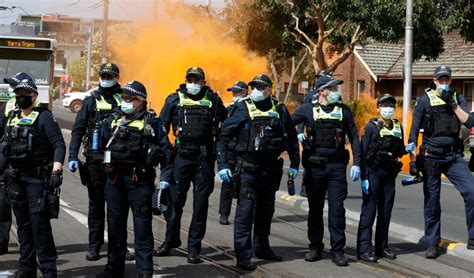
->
{"left": 155, "top": 67, "right": 227, "bottom": 263}
{"left": 68, "top": 63, "right": 133, "bottom": 261}
{"left": 1, "top": 75, "right": 65, "bottom": 277}
{"left": 292, "top": 73, "right": 361, "bottom": 267}
{"left": 217, "top": 74, "right": 299, "bottom": 270}
{"left": 0, "top": 72, "right": 30, "bottom": 255}
{"left": 409, "top": 66, "right": 474, "bottom": 259}
{"left": 218, "top": 81, "right": 248, "bottom": 225}
{"left": 96, "top": 81, "right": 173, "bottom": 278}
{"left": 356, "top": 94, "right": 415, "bottom": 262}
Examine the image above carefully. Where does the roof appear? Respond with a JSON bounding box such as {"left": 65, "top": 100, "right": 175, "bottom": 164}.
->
{"left": 354, "top": 32, "right": 474, "bottom": 80}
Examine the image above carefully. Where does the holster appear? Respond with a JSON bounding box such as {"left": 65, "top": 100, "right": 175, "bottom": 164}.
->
{"left": 0, "top": 183, "right": 11, "bottom": 221}
{"left": 308, "top": 155, "right": 327, "bottom": 168}
{"left": 78, "top": 160, "right": 91, "bottom": 186}
{"left": 231, "top": 161, "right": 242, "bottom": 199}
{"left": 48, "top": 188, "right": 60, "bottom": 219}
{"left": 239, "top": 180, "right": 255, "bottom": 200}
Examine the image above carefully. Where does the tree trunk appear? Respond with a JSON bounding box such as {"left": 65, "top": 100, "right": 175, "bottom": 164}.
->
{"left": 284, "top": 50, "right": 308, "bottom": 105}
{"left": 268, "top": 51, "right": 281, "bottom": 100}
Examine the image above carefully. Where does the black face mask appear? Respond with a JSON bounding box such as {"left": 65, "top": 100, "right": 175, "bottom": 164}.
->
{"left": 16, "top": 95, "right": 34, "bottom": 109}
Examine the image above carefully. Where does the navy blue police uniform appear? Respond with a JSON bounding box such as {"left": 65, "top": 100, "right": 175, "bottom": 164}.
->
{"left": 2, "top": 77, "right": 65, "bottom": 277}
{"left": 292, "top": 75, "right": 361, "bottom": 266}
{"left": 357, "top": 97, "right": 409, "bottom": 261}
{"left": 97, "top": 81, "right": 173, "bottom": 278}
{"left": 155, "top": 67, "right": 227, "bottom": 263}
{"left": 409, "top": 66, "right": 474, "bottom": 257}
{"left": 68, "top": 63, "right": 123, "bottom": 260}
{"left": 217, "top": 75, "right": 299, "bottom": 270}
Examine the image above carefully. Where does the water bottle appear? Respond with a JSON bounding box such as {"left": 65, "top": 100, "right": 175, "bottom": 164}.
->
{"left": 287, "top": 172, "right": 295, "bottom": 196}
{"left": 401, "top": 176, "right": 422, "bottom": 186}
{"left": 91, "top": 124, "right": 100, "bottom": 151}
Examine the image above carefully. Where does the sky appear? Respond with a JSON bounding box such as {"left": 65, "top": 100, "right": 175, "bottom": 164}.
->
{"left": 0, "top": 0, "right": 227, "bottom": 25}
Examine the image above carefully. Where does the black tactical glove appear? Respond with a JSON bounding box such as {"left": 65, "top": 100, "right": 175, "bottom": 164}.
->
{"left": 49, "top": 170, "right": 63, "bottom": 189}
{"left": 440, "top": 89, "right": 458, "bottom": 109}
{"left": 409, "top": 161, "right": 418, "bottom": 176}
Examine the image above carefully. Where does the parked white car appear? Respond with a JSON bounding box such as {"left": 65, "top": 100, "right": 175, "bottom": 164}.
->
{"left": 62, "top": 88, "right": 95, "bottom": 113}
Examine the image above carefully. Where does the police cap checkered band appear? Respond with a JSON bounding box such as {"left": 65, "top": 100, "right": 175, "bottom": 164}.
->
{"left": 13, "top": 79, "right": 38, "bottom": 94}
{"left": 315, "top": 74, "right": 343, "bottom": 91}
{"left": 377, "top": 93, "right": 396, "bottom": 106}
{"left": 3, "top": 72, "right": 33, "bottom": 86}
{"left": 227, "top": 81, "right": 248, "bottom": 92}
{"left": 434, "top": 66, "right": 452, "bottom": 79}
{"left": 186, "top": 67, "right": 205, "bottom": 80}
{"left": 99, "top": 63, "right": 120, "bottom": 77}
{"left": 122, "top": 81, "right": 147, "bottom": 99}
{"left": 248, "top": 74, "right": 272, "bottom": 88}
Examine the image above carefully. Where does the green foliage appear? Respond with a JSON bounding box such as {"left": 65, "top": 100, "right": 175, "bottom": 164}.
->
{"left": 69, "top": 57, "right": 87, "bottom": 91}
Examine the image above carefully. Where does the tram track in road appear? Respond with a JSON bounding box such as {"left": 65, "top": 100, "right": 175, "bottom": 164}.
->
{"left": 206, "top": 189, "right": 440, "bottom": 277}
{"left": 57, "top": 203, "right": 243, "bottom": 277}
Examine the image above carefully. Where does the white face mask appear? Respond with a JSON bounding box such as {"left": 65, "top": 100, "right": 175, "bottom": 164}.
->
{"left": 327, "top": 91, "right": 341, "bottom": 104}
{"left": 120, "top": 100, "right": 135, "bottom": 114}
{"left": 380, "top": 107, "right": 395, "bottom": 119}
{"left": 100, "top": 78, "right": 116, "bottom": 88}
{"left": 232, "top": 96, "right": 243, "bottom": 103}
{"left": 186, "top": 83, "right": 202, "bottom": 95}
{"left": 250, "top": 88, "right": 266, "bottom": 102}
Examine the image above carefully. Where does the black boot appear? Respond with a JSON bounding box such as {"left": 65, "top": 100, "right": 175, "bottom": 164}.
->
{"left": 255, "top": 249, "right": 283, "bottom": 261}
{"left": 153, "top": 242, "right": 180, "bottom": 257}
{"left": 219, "top": 215, "right": 230, "bottom": 225}
{"left": 125, "top": 248, "right": 135, "bottom": 261}
{"left": 358, "top": 252, "right": 377, "bottom": 262}
{"left": 332, "top": 253, "right": 348, "bottom": 266}
{"left": 425, "top": 246, "right": 439, "bottom": 259}
{"left": 86, "top": 247, "right": 100, "bottom": 261}
{"left": 304, "top": 249, "right": 322, "bottom": 262}
{"left": 467, "top": 238, "right": 474, "bottom": 250}
{"left": 236, "top": 260, "right": 257, "bottom": 271}
{"left": 0, "top": 242, "right": 8, "bottom": 255}
{"left": 187, "top": 251, "right": 203, "bottom": 264}
{"left": 375, "top": 248, "right": 397, "bottom": 259}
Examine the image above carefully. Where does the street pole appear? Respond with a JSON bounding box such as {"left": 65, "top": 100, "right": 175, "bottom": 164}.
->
{"left": 101, "top": 0, "right": 109, "bottom": 64}
{"left": 403, "top": 0, "right": 413, "bottom": 133}
{"left": 86, "top": 20, "right": 93, "bottom": 88}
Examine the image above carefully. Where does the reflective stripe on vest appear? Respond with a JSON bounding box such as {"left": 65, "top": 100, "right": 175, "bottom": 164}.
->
{"left": 426, "top": 89, "right": 457, "bottom": 107}
{"left": 112, "top": 118, "right": 145, "bottom": 130}
{"left": 244, "top": 97, "right": 279, "bottom": 120}
{"left": 4, "top": 99, "right": 42, "bottom": 116}
{"left": 178, "top": 92, "right": 212, "bottom": 108}
{"left": 379, "top": 120, "right": 402, "bottom": 139}
{"left": 313, "top": 105, "right": 343, "bottom": 121}
{"left": 7, "top": 111, "right": 40, "bottom": 126}
{"left": 96, "top": 94, "right": 121, "bottom": 111}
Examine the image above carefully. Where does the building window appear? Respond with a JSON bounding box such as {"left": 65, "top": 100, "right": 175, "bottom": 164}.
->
{"left": 463, "top": 82, "right": 474, "bottom": 111}
{"left": 357, "top": 80, "right": 366, "bottom": 99}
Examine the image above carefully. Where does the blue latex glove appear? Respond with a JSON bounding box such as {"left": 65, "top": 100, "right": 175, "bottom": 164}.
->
{"left": 288, "top": 168, "right": 299, "bottom": 179}
{"left": 405, "top": 142, "right": 416, "bottom": 153}
{"left": 361, "top": 180, "right": 369, "bottom": 195}
{"left": 68, "top": 160, "right": 79, "bottom": 172}
{"left": 218, "top": 169, "right": 232, "bottom": 183}
{"left": 297, "top": 133, "right": 306, "bottom": 142}
{"left": 159, "top": 181, "right": 170, "bottom": 190}
{"left": 350, "top": 166, "right": 361, "bottom": 181}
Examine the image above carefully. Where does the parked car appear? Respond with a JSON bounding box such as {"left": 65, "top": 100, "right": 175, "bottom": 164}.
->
{"left": 62, "top": 88, "right": 95, "bottom": 113}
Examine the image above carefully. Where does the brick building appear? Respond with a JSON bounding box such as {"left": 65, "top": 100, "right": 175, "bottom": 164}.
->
{"left": 333, "top": 32, "right": 474, "bottom": 111}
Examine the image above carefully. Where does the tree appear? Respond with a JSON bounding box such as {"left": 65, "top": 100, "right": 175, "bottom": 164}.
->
{"left": 223, "top": 0, "right": 313, "bottom": 103}
{"left": 279, "top": 0, "right": 449, "bottom": 75}
{"left": 68, "top": 57, "right": 87, "bottom": 91}
{"left": 437, "top": 0, "right": 474, "bottom": 42}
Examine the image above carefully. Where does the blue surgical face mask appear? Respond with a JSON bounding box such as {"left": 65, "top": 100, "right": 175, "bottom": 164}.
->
{"left": 437, "top": 84, "right": 449, "bottom": 93}
{"left": 120, "top": 100, "right": 135, "bottom": 114}
{"left": 250, "top": 88, "right": 266, "bottom": 102}
{"left": 100, "top": 79, "right": 116, "bottom": 88}
{"left": 186, "top": 83, "right": 202, "bottom": 95}
{"left": 380, "top": 107, "right": 395, "bottom": 119}
{"left": 327, "top": 91, "right": 341, "bottom": 104}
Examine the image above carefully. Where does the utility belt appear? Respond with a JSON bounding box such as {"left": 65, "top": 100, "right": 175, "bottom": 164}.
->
{"left": 6, "top": 165, "right": 52, "bottom": 179}
{"left": 87, "top": 150, "right": 104, "bottom": 162}
{"left": 176, "top": 142, "right": 214, "bottom": 158}
{"left": 420, "top": 144, "right": 460, "bottom": 157}
{"left": 105, "top": 165, "right": 154, "bottom": 183}
{"left": 306, "top": 150, "right": 349, "bottom": 167}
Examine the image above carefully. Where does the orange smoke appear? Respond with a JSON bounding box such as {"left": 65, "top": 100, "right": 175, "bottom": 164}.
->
{"left": 110, "top": 4, "right": 268, "bottom": 111}
{"left": 353, "top": 94, "right": 418, "bottom": 172}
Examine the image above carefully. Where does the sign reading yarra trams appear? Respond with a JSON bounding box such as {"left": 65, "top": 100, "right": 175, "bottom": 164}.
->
{"left": 0, "top": 38, "right": 52, "bottom": 49}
